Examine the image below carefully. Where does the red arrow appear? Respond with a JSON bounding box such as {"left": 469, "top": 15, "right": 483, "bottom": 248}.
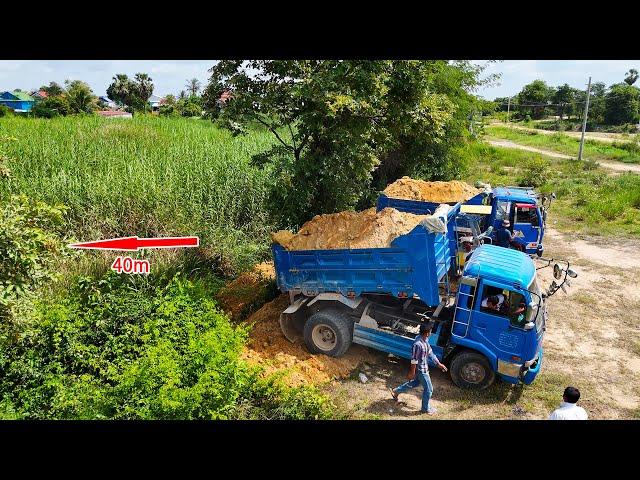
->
{"left": 69, "top": 236, "right": 199, "bottom": 251}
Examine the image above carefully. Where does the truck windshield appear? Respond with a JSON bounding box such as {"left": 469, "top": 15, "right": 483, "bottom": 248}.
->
{"left": 526, "top": 277, "right": 544, "bottom": 333}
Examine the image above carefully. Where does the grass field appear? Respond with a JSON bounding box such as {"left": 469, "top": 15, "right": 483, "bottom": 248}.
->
{"left": 0, "top": 115, "right": 278, "bottom": 274}
{"left": 485, "top": 125, "right": 640, "bottom": 164}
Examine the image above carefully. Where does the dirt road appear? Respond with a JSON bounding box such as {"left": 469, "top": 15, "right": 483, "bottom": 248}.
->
{"left": 324, "top": 227, "right": 640, "bottom": 419}
{"left": 488, "top": 139, "right": 640, "bottom": 174}
{"left": 490, "top": 121, "right": 640, "bottom": 144}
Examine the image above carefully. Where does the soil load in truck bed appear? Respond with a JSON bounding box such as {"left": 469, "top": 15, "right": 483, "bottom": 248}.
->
{"left": 271, "top": 207, "right": 429, "bottom": 251}
{"left": 383, "top": 177, "right": 479, "bottom": 203}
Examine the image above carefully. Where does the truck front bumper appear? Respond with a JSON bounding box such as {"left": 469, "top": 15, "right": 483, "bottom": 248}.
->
{"left": 496, "top": 348, "right": 543, "bottom": 385}
{"left": 522, "top": 348, "right": 543, "bottom": 385}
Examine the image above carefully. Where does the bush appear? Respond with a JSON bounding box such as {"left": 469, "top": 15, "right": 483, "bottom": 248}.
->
{"left": 0, "top": 105, "right": 11, "bottom": 117}
{"left": 0, "top": 195, "right": 68, "bottom": 322}
{"left": 517, "top": 157, "right": 552, "bottom": 188}
{"left": 0, "top": 273, "right": 334, "bottom": 419}
{"left": 32, "top": 96, "right": 71, "bottom": 118}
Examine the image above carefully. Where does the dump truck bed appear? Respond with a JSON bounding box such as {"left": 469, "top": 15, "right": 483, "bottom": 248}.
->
{"left": 272, "top": 222, "right": 451, "bottom": 307}
{"left": 376, "top": 194, "right": 461, "bottom": 264}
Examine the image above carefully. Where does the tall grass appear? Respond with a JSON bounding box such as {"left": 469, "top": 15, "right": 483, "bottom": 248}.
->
{"left": 0, "top": 116, "right": 277, "bottom": 273}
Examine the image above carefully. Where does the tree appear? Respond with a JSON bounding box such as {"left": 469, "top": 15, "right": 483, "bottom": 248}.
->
{"left": 32, "top": 96, "right": 71, "bottom": 118}
{"left": 159, "top": 96, "right": 179, "bottom": 117}
{"left": 185, "top": 78, "right": 201, "bottom": 96}
{"left": 39, "top": 82, "right": 64, "bottom": 97}
{"left": 585, "top": 81, "right": 607, "bottom": 124}
{"left": 205, "top": 60, "right": 491, "bottom": 226}
{"left": 133, "top": 73, "right": 154, "bottom": 110}
{"left": 553, "top": 83, "right": 578, "bottom": 120}
{"left": 105, "top": 73, "right": 154, "bottom": 112}
{"left": 518, "top": 80, "right": 554, "bottom": 119}
{"left": 624, "top": 69, "right": 638, "bottom": 86}
{"left": 106, "top": 74, "right": 131, "bottom": 108}
{"left": 178, "top": 90, "right": 187, "bottom": 100}
{"left": 177, "top": 95, "right": 202, "bottom": 117}
{"left": 64, "top": 80, "right": 96, "bottom": 114}
{"left": 604, "top": 83, "right": 640, "bottom": 125}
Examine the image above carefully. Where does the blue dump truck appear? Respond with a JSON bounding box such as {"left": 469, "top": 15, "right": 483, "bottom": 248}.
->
{"left": 273, "top": 211, "right": 575, "bottom": 390}
{"left": 379, "top": 185, "right": 555, "bottom": 257}
{"left": 465, "top": 185, "right": 555, "bottom": 255}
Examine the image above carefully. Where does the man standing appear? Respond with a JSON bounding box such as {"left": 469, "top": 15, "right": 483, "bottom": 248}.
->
{"left": 390, "top": 322, "right": 448, "bottom": 415}
{"left": 549, "top": 386, "right": 588, "bottom": 420}
{"left": 495, "top": 219, "right": 515, "bottom": 248}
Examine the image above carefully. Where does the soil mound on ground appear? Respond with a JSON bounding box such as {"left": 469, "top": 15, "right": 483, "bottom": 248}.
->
{"left": 241, "top": 295, "right": 376, "bottom": 387}
{"left": 383, "top": 177, "right": 479, "bottom": 203}
{"left": 215, "top": 262, "right": 276, "bottom": 321}
{"left": 272, "top": 207, "right": 429, "bottom": 251}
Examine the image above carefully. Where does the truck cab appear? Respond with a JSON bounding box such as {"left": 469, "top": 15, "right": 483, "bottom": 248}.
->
{"left": 468, "top": 186, "right": 548, "bottom": 255}
{"left": 448, "top": 244, "right": 545, "bottom": 388}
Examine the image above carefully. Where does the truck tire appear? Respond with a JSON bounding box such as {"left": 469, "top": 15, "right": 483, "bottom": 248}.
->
{"left": 450, "top": 351, "right": 495, "bottom": 390}
{"left": 303, "top": 309, "right": 353, "bottom": 357}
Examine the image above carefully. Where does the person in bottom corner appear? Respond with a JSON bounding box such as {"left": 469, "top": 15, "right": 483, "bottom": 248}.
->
{"left": 548, "top": 386, "right": 588, "bottom": 420}
{"left": 389, "top": 322, "right": 448, "bottom": 415}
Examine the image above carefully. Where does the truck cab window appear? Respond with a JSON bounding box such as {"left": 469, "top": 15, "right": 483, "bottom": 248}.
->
{"left": 479, "top": 286, "right": 527, "bottom": 327}
{"left": 505, "top": 290, "right": 527, "bottom": 327}
{"left": 495, "top": 200, "right": 510, "bottom": 222}
{"left": 515, "top": 206, "right": 539, "bottom": 227}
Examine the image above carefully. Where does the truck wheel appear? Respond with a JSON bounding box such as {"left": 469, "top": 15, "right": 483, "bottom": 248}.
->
{"left": 450, "top": 351, "right": 495, "bottom": 390}
{"left": 303, "top": 309, "right": 353, "bottom": 357}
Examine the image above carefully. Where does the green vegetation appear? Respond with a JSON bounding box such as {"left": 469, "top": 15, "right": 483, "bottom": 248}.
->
{"left": 208, "top": 60, "right": 491, "bottom": 225}
{"left": 0, "top": 116, "right": 277, "bottom": 274}
{"left": 493, "top": 72, "right": 640, "bottom": 128}
{"left": 0, "top": 272, "right": 334, "bottom": 419}
{"left": 0, "top": 195, "right": 67, "bottom": 322}
{"left": 459, "top": 141, "right": 640, "bottom": 236}
{"left": 106, "top": 73, "right": 154, "bottom": 113}
{"left": 485, "top": 125, "right": 640, "bottom": 164}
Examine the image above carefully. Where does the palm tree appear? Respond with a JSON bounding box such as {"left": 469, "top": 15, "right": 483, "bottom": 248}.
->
{"left": 624, "top": 69, "right": 638, "bottom": 86}
{"left": 185, "top": 78, "right": 201, "bottom": 97}
{"left": 134, "top": 73, "right": 154, "bottom": 102}
{"left": 106, "top": 74, "right": 131, "bottom": 108}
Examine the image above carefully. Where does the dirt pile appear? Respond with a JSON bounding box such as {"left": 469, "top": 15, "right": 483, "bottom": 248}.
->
{"left": 241, "top": 295, "right": 376, "bottom": 387}
{"left": 215, "top": 262, "right": 276, "bottom": 321}
{"left": 383, "top": 177, "right": 479, "bottom": 203}
{"left": 272, "top": 207, "right": 429, "bottom": 251}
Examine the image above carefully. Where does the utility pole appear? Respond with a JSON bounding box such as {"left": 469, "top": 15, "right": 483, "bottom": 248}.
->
{"left": 578, "top": 76, "right": 592, "bottom": 161}
{"left": 507, "top": 97, "right": 511, "bottom": 123}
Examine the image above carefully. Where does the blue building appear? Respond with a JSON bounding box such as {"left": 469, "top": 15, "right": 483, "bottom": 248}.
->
{"left": 0, "top": 90, "right": 35, "bottom": 112}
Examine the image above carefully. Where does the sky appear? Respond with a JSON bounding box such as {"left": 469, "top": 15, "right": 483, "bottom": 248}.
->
{"left": 0, "top": 60, "right": 638, "bottom": 99}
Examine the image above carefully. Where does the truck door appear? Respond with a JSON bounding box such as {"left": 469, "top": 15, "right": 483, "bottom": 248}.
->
{"left": 513, "top": 203, "right": 541, "bottom": 253}
{"left": 470, "top": 280, "right": 531, "bottom": 377}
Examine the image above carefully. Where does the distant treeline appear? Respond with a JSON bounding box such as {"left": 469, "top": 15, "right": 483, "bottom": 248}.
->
{"left": 490, "top": 69, "right": 640, "bottom": 127}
